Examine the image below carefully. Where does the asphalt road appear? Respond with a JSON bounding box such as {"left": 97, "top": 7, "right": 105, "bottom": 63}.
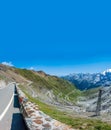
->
{"left": 0, "top": 83, "right": 27, "bottom": 130}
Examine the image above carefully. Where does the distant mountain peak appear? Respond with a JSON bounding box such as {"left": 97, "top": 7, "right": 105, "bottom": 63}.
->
{"left": 102, "top": 69, "right": 111, "bottom": 75}
{"left": 62, "top": 69, "right": 111, "bottom": 90}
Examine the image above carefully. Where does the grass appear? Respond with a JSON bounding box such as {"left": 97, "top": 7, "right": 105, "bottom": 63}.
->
{"left": 15, "top": 68, "right": 81, "bottom": 102}
{"left": 82, "top": 87, "right": 101, "bottom": 97}
{"left": 19, "top": 85, "right": 111, "bottom": 130}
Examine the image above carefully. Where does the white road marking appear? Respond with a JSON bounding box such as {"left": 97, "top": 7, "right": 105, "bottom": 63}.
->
{"left": 0, "top": 93, "right": 14, "bottom": 121}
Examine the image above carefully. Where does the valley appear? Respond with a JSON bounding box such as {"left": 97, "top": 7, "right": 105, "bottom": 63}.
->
{"left": 0, "top": 64, "right": 111, "bottom": 130}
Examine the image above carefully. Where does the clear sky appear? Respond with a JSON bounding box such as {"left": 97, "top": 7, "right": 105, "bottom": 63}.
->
{"left": 0, "top": 0, "right": 111, "bottom": 75}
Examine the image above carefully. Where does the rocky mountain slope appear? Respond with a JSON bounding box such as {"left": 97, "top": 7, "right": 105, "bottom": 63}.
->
{"left": 0, "top": 64, "right": 111, "bottom": 128}
{"left": 1, "top": 63, "right": 111, "bottom": 115}
{"left": 0, "top": 64, "right": 81, "bottom": 105}
{"left": 78, "top": 86, "right": 111, "bottom": 114}
{"left": 62, "top": 69, "right": 111, "bottom": 90}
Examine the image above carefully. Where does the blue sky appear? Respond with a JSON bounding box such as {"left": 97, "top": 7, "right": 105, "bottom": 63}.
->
{"left": 0, "top": 0, "right": 111, "bottom": 75}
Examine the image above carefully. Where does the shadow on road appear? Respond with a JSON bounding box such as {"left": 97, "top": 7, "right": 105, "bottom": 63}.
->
{"left": 14, "top": 94, "right": 20, "bottom": 108}
{"left": 11, "top": 113, "right": 27, "bottom": 130}
{"left": 14, "top": 85, "right": 20, "bottom": 108}
{"left": 11, "top": 87, "right": 27, "bottom": 130}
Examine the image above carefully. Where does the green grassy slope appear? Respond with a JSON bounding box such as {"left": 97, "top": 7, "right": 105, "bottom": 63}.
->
{"left": 20, "top": 87, "right": 111, "bottom": 130}
{"left": 0, "top": 64, "right": 111, "bottom": 129}
{"left": 82, "top": 87, "right": 101, "bottom": 97}
{"left": 14, "top": 68, "right": 81, "bottom": 102}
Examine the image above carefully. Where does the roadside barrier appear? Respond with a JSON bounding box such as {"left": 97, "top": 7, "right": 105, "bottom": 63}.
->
{"left": 16, "top": 86, "right": 74, "bottom": 130}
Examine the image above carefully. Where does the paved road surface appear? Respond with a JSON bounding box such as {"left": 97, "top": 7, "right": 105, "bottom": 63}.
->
{"left": 0, "top": 83, "right": 27, "bottom": 130}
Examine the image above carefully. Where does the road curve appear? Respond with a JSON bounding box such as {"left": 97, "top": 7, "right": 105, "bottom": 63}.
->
{"left": 0, "top": 83, "right": 27, "bottom": 130}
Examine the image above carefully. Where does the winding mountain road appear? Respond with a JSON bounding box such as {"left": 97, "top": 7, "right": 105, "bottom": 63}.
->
{"left": 0, "top": 83, "right": 27, "bottom": 130}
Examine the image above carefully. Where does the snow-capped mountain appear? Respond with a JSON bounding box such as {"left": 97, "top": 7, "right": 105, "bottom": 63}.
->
{"left": 102, "top": 69, "right": 111, "bottom": 75}
{"left": 62, "top": 69, "right": 111, "bottom": 90}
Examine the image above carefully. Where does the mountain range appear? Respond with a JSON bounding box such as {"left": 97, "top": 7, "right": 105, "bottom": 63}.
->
{"left": 62, "top": 69, "right": 111, "bottom": 90}
{"left": 0, "top": 64, "right": 111, "bottom": 126}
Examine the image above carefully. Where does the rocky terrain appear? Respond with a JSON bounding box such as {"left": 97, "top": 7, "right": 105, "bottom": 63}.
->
{"left": 0, "top": 64, "right": 81, "bottom": 106}
{"left": 77, "top": 86, "right": 111, "bottom": 118}
{"left": 62, "top": 70, "right": 111, "bottom": 119}
{"left": 0, "top": 64, "right": 111, "bottom": 129}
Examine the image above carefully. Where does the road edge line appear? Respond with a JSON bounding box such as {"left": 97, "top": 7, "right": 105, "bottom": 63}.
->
{"left": 0, "top": 93, "right": 14, "bottom": 121}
